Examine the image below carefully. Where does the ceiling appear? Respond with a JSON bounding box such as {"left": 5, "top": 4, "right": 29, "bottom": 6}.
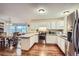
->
{"left": 0, "top": 3, "right": 79, "bottom": 23}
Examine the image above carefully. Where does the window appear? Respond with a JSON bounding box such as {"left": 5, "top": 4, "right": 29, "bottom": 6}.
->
{"left": 9, "top": 26, "right": 15, "bottom": 33}
{"left": 16, "top": 25, "right": 27, "bottom": 33}
{"left": 8, "top": 24, "right": 28, "bottom": 33}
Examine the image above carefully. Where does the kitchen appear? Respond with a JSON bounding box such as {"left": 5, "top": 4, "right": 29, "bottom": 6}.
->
{"left": 0, "top": 3, "right": 78, "bottom": 56}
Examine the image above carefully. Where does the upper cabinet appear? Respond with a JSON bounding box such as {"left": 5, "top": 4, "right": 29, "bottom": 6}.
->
{"left": 56, "top": 21, "right": 64, "bottom": 29}
{"left": 51, "top": 22, "right": 56, "bottom": 29}
{"left": 30, "top": 19, "right": 64, "bottom": 30}
{"left": 31, "top": 22, "right": 51, "bottom": 30}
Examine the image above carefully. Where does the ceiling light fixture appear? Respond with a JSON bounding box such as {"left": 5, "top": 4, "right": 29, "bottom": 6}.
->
{"left": 37, "top": 8, "right": 46, "bottom": 14}
{"left": 63, "top": 11, "right": 70, "bottom": 15}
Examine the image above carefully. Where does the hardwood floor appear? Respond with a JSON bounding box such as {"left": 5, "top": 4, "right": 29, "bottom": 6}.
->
{"left": 0, "top": 43, "right": 65, "bottom": 56}
{"left": 22, "top": 43, "right": 65, "bottom": 56}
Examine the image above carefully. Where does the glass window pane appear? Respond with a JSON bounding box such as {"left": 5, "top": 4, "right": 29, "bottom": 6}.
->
{"left": 8, "top": 24, "right": 28, "bottom": 33}
{"left": 16, "top": 25, "right": 27, "bottom": 33}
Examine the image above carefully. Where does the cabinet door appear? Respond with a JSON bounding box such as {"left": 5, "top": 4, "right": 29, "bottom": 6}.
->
{"left": 46, "top": 35, "right": 57, "bottom": 44}
{"left": 57, "top": 37, "right": 61, "bottom": 48}
{"left": 60, "top": 38, "right": 65, "bottom": 53}
{"left": 56, "top": 21, "right": 64, "bottom": 29}
{"left": 30, "top": 36, "right": 35, "bottom": 48}
{"left": 51, "top": 22, "right": 56, "bottom": 29}
{"left": 46, "top": 23, "right": 50, "bottom": 29}
{"left": 34, "top": 35, "right": 38, "bottom": 43}
{"left": 31, "top": 23, "right": 39, "bottom": 29}
{"left": 21, "top": 39, "right": 30, "bottom": 50}
{"left": 30, "top": 35, "right": 38, "bottom": 47}
{"left": 57, "top": 37, "right": 65, "bottom": 53}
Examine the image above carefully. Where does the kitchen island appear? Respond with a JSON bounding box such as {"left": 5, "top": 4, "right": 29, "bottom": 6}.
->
{"left": 18, "top": 33, "right": 38, "bottom": 51}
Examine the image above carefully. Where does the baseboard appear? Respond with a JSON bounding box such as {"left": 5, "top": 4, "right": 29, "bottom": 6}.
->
{"left": 36, "top": 42, "right": 57, "bottom": 46}
{"left": 22, "top": 43, "right": 37, "bottom": 52}
{"left": 45, "top": 43, "right": 57, "bottom": 46}
{"left": 56, "top": 44, "right": 65, "bottom": 56}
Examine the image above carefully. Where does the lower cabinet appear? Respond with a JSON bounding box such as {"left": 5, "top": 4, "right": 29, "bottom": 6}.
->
{"left": 46, "top": 35, "right": 66, "bottom": 54}
{"left": 46, "top": 35, "right": 57, "bottom": 44}
{"left": 57, "top": 36, "right": 65, "bottom": 53}
{"left": 30, "top": 35, "right": 38, "bottom": 48}
{"left": 21, "top": 39, "right": 30, "bottom": 50}
{"left": 34, "top": 34, "right": 38, "bottom": 43}
{"left": 21, "top": 35, "right": 38, "bottom": 50}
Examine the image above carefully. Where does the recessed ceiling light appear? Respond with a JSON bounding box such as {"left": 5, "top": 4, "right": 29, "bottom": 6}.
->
{"left": 37, "top": 8, "right": 46, "bottom": 14}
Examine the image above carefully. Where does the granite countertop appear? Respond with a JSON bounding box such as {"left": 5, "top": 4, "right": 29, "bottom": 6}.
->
{"left": 46, "top": 33, "right": 57, "bottom": 36}
{"left": 57, "top": 35, "right": 67, "bottom": 40}
{"left": 17, "top": 32, "right": 38, "bottom": 39}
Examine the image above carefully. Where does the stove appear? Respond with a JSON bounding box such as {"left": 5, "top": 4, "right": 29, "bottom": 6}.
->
{"left": 38, "top": 32, "right": 46, "bottom": 44}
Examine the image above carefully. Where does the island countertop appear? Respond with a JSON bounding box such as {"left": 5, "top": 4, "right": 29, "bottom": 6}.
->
{"left": 17, "top": 32, "right": 38, "bottom": 39}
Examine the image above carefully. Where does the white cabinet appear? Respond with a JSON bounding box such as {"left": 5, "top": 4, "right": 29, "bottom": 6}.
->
{"left": 21, "top": 34, "right": 38, "bottom": 50}
{"left": 56, "top": 21, "right": 64, "bottom": 29}
{"left": 30, "top": 37, "right": 34, "bottom": 48}
{"left": 37, "top": 22, "right": 50, "bottom": 29}
{"left": 51, "top": 22, "right": 56, "bottom": 29}
{"left": 31, "top": 23, "right": 38, "bottom": 29}
{"left": 46, "top": 23, "right": 50, "bottom": 29}
{"left": 30, "top": 34, "right": 38, "bottom": 48}
{"left": 57, "top": 36, "right": 65, "bottom": 53}
{"left": 34, "top": 34, "right": 38, "bottom": 43}
{"left": 21, "top": 39, "right": 30, "bottom": 50}
{"left": 31, "top": 22, "right": 51, "bottom": 30}
{"left": 31, "top": 20, "right": 64, "bottom": 30}
{"left": 46, "top": 35, "right": 57, "bottom": 44}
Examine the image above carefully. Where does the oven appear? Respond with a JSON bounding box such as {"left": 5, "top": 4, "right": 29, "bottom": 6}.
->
{"left": 38, "top": 32, "right": 46, "bottom": 44}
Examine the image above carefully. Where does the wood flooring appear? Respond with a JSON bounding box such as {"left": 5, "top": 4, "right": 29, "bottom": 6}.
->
{"left": 0, "top": 43, "right": 65, "bottom": 56}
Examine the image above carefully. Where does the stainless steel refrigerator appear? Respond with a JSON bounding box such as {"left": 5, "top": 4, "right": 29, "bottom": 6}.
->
{"left": 72, "top": 10, "right": 79, "bottom": 56}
